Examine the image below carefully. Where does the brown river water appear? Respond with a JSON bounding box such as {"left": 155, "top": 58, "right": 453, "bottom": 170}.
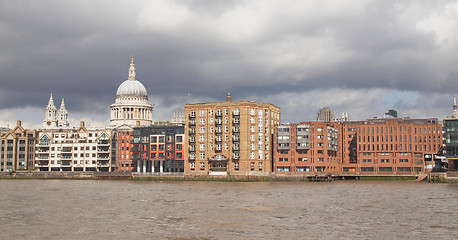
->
{"left": 0, "top": 180, "right": 457, "bottom": 240}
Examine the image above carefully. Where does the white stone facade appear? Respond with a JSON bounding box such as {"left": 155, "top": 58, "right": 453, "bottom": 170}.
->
{"left": 43, "top": 94, "right": 69, "bottom": 129}
{"left": 35, "top": 124, "right": 114, "bottom": 172}
{"left": 110, "top": 57, "right": 153, "bottom": 127}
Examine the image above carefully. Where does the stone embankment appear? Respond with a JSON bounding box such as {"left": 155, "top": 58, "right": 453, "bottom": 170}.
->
{"left": 427, "top": 172, "right": 458, "bottom": 183}
{"left": 1, "top": 171, "right": 457, "bottom": 182}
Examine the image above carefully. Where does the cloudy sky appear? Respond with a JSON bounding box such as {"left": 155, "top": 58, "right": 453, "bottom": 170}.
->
{"left": 0, "top": 0, "right": 457, "bottom": 129}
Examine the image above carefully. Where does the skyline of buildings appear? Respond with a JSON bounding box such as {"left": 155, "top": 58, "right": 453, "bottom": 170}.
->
{"left": 1, "top": 57, "right": 458, "bottom": 174}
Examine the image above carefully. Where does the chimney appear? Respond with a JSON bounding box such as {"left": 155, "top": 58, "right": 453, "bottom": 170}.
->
{"left": 227, "top": 93, "right": 232, "bottom": 102}
{"left": 80, "top": 121, "right": 85, "bottom": 128}
{"left": 16, "top": 120, "right": 21, "bottom": 127}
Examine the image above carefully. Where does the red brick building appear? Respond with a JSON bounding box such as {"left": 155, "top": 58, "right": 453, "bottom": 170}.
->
{"left": 339, "top": 118, "right": 442, "bottom": 174}
{"left": 116, "top": 126, "right": 134, "bottom": 172}
{"left": 273, "top": 122, "right": 339, "bottom": 174}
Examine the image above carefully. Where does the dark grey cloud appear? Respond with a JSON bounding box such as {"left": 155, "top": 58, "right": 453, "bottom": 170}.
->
{"left": 0, "top": 0, "right": 457, "bottom": 127}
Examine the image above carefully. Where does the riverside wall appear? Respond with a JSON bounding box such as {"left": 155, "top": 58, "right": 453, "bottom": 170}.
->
{"left": 1, "top": 171, "right": 457, "bottom": 182}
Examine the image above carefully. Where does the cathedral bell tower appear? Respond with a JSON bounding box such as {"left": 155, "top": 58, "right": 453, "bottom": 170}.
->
{"left": 58, "top": 98, "right": 69, "bottom": 127}
{"left": 43, "top": 93, "right": 58, "bottom": 128}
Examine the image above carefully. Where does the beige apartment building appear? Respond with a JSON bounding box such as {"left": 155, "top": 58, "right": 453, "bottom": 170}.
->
{"left": 0, "top": 121, "right": 36, "bottom": 172}
{"left": 184, "top": 94, "right": 280, "bottom": 176}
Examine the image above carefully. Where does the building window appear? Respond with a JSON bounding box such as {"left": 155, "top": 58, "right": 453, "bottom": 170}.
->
{"left": 250, "top": 162, "right": 255, "bottom": 170}
{"left": 200, "top": 162, "right": 205, "bottom": 169}
{"left": 190, "top": 111, "right": 195, "bottom": 117}
{"left": 277, "top": 167, "right": 290, "bottom": 172}
{"left": 200, "top": 110, "right": 205, "bottom": 117}
{"left": 298, "top": 158, "right": 307, "bottom": 162}
{"left": 234, "top": 108, "right": 240, "bottom": 115}
{"left": 259, "top": 163, "right": 263, "bottom": 171}
{"left": 190, "top": 162, "right": 195, "bottom": 169}
{"left": 279, "top": 158, "right": 288, "bottom": 162}
{"left": 200, "top": 153, "right": 205, "bottom": 160}
{"left": 234, "top": 162, "right": 239, "bottom": 171}
{"left": 296, "top": 167, "right": 310, "bottom": 172}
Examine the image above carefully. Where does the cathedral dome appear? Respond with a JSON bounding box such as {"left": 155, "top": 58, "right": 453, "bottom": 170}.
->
{"left": 116, "top": 80, "right": 148, "bottom": 98}
{"left": 110, "top": 56, "right": 153, "bottom": 128}
{"left": 115, "top": 56, "right": 148, "bottom": 98}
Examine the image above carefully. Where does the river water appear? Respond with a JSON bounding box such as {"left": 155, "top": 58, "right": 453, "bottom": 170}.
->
{"left": 0, "top": 180, "right": 457, "bottom": 240}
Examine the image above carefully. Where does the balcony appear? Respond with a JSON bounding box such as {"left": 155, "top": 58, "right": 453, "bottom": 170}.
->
{"left": 277, "top": 143, "right": 290, "bottom": 150}
{"left": 36, "top": 161, "right": 49, "bottom": 166}
{"left": 97, "top": 148, "right": 110, "bottom": 152}
{"left": 98, "top": 140, "right": 110, "bottom": 145}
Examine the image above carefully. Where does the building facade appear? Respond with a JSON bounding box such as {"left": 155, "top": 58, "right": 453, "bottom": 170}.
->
{"left": 0, "top": 121, "right": 36, "bottom": 172}
{"left": 115, "top": 126, "right": 134, "bottom": 172}
{"left": 274, "top": 122, "right": 339, "bottom": 174}
{"left": 35, "top": 122, "right": 115, "bottom": 172}
{"left": 317, "top": 107, "right": 334, "bottom": 122}
{"left": 443, "top": 96, "right": 458, "bottom": 171}
{"left": 110, "top": 57, "right": 153, "bottom": 127}
{"left": 184, "top": 94, "right": 281, "bottom": 175}
{"left": 131, "top": 125, "right": 185, "bottom": 172}
{"left": 339, "top": 118, "right": 442, "bottom": 174}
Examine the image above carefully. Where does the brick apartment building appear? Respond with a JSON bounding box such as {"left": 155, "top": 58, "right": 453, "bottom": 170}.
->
{"left": 339, "top": 118, "right": 442, "bottom": 174}
{"left": 273, "top": 122, "right": 339, "bottom": 174}
{"left": 184, "top": 94, "right": 281, "bottom": 175}
{"left": 115, "top": 125, "right": 134, "bottom": 172}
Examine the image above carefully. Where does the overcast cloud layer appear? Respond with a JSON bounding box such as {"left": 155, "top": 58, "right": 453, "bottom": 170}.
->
{"left": 0, "top": 0, "right": 457, "bottom": 129}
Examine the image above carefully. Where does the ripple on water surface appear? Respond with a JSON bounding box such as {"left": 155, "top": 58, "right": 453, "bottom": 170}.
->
{"left": 0, "top": 180, "right": 457, "bottom": 240}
